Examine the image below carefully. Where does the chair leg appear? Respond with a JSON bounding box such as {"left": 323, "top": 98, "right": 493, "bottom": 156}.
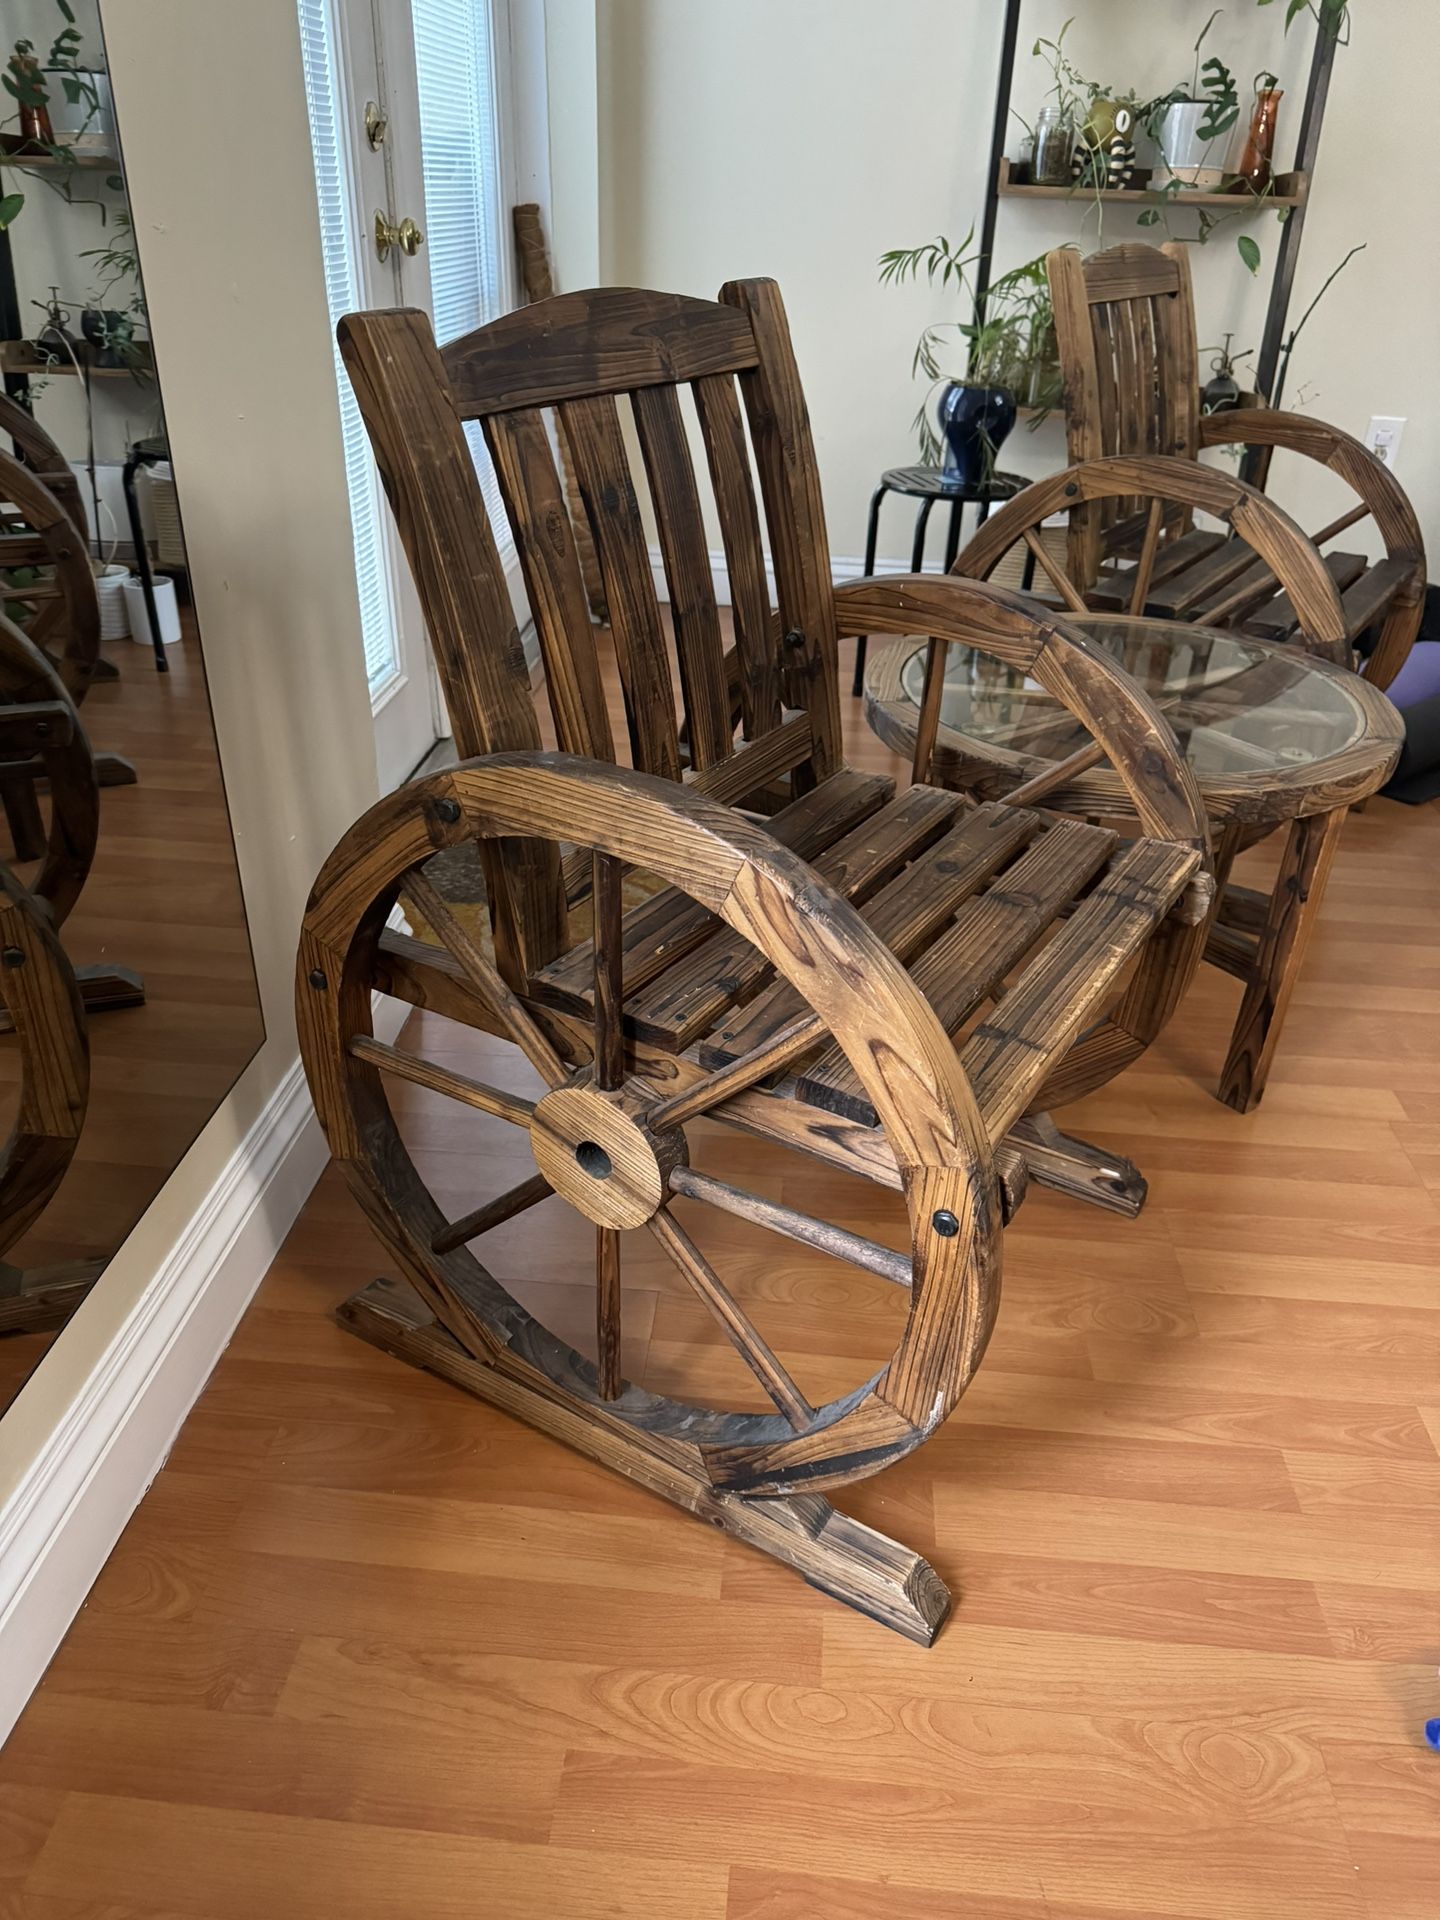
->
{"left": 1009, "top": 1113, "right": 1147, "bottom": 1217}
{"left": 0, "top": 771, "right": 46, "bottom": 863}
{"left": 1218, "top": 806, "right": 1347, "bottom": 1114}
{"left": 851, "top": 484, "right": 887, "bottom": 696}
{"left": 943, "top": 498, "right": 965, "bottom": 572}
{"left": 910, "top": 496, "right": 936, "bottom": 573}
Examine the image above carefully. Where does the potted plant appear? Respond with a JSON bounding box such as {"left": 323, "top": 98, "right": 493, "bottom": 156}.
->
{"left": 39, "top": 3, "right": 114, "bottom": 149}
{"left": 879, "top": 235, "right": 1058, "bottom": 482}
{"left": 1149, "top": 10, "right": 1240, "bottom": 189}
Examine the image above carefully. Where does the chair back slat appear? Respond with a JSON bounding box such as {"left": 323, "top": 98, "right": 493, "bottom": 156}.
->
{"left": 631, "top": 382, "right": 731, "bottom": 770}
{"left": 483, "top": 407, "right": 615, "bottom": 762}
{"left": 1049, "top": 242, "right": 1203, "bottom": 588}
{"left": 440, "top": 287, "right": 759, "bottom": 416}
{"left": 338, "top": 308, "right": 566, "bottom": 983}
{"left": 691, "top": 372, "right": 781, "bottom": 740}
{"left": 342, "top": 280, "right": 842, "bottom": 982}
{"left": 558, "top": 392, "right": 682, "bottom": 781}
{"left": 722, "top": 278, "right": 842, "bottom": 781}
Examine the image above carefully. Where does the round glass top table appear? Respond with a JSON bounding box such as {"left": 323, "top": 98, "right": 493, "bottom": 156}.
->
{"left": 866, "top": 615, "right": 1400, "bottom": 826}
{"left": 863, "top": 615, "right": 1403, "bottom": 1113}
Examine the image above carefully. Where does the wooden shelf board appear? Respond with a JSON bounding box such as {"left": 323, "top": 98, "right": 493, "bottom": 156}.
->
{"left": 1, "top": 345, "right": 149, "bottom": 381}
{"left": 996, "top": 160, "right": 1306, "bottom": 212}
{"left": 0, "top": 148, "right": 119, "bottom": 171}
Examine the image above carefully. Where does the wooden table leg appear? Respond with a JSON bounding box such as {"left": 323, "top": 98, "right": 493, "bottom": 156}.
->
{"left": 1217, "top": 806, "right": 1347, "bottom": 1115}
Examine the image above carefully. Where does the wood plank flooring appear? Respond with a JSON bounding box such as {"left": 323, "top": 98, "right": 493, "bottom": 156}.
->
{"left": 1, "top": 651, "right": 1437, "bottom": 1918}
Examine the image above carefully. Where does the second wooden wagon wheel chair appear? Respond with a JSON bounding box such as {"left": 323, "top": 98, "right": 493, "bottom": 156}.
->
{"left": 298, "top": 279, "right": 1215, "bottom": 1640}
{"left": 893, "top": 453, "right": 1405, "bottom": 1112}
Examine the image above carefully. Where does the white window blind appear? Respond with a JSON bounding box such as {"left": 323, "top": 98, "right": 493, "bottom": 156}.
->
{"left": 297, "top": 0, "right": 400, "bottom": 695}
{"left": 411, "top": 0, "right": 512, "bottom": 551}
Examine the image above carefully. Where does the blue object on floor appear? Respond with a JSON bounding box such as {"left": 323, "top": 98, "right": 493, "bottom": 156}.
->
{"left": 1425, "top": 1718, "right": 1440, "bottom": 1750}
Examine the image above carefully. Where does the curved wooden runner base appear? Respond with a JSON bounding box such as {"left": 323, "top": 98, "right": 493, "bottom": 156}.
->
{"left": 1010, "top": 1114, "right": 1149, "bottom": 1218}
{"left": 338, "top": 1275, "right": 953, "bottom": 1647}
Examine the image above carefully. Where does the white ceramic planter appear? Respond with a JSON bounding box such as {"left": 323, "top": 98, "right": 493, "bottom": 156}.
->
{"left": 43, "top": 69, "right": 116, "bottom": 148}
{"left": 1154, "top": 100, "right": 1226, "bottom": 188}
{"left": 122, "top": 573, "right": 183, "bottom": 650}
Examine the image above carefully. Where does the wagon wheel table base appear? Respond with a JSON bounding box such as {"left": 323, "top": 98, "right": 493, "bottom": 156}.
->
{"left": 865, "top": 615, "right": 1403, "bottom": 1114}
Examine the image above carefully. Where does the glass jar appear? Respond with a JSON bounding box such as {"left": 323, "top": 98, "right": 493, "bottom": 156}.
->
{"left": 1032, "top": 106, "right": 1075, "bottom": 186}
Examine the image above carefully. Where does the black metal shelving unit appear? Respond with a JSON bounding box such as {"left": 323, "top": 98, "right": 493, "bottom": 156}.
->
{"left": 972, "top": 0, "right": 1338, "bottom": 407}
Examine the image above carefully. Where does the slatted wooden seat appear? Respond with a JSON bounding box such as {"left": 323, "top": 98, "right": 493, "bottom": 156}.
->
{"left": 1047, "top": 241, "right": 1426, "bottom": 690}
{"left": 297, "top": 279, "right": 1211, "bottom": 1644}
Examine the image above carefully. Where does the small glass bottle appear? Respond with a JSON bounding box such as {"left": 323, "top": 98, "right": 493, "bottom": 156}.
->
{"left": 1032, "top": 105, "right": 1075, "bottom": 187}
{"left": 1236, "top": 87, "right": 1283, "bottom": 194}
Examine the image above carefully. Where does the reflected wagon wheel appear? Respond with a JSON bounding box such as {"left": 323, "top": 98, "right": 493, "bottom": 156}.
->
{"left": 299, "top": 755, "right": 1003, "bottom": 1518}
{"left": 0, "top": 448, "right": 101, "bottom": 709}
{"left": 0, "top": 614, "right": 99, "bottom": 930}
{"left": 0, "top": 860, "right": 90, "bottom": 1321}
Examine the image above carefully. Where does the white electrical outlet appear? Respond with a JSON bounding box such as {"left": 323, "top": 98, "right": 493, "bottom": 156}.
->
{"left": 1365, "top": 415, "right": 1406, "bottom": 467}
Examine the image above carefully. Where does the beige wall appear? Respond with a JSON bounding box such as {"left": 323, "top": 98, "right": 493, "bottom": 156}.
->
{"left": 598, "top": 0, "right": 1437, "bottom": 568}
{"left": 0, "top": 0, "right": 379, "bottom": 1491}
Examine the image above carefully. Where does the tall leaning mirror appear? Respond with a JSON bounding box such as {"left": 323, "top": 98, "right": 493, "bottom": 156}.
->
{"left": 0, "top": 0, "right": 263, "bottom": 1414}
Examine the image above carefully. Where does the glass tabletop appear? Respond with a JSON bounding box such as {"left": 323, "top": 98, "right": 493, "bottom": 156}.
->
{"left": 896, "top": 616, "right": 1366, "bottom": 780}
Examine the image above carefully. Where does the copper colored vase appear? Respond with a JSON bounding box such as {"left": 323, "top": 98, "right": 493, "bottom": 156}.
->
{"left": 1236, "top": 88, "right": 1283, "bottom": 193}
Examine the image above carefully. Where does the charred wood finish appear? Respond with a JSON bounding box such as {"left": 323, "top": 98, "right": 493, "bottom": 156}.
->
{"left": 928, "top": 454, "right": 1403, "bottom": 1110}
{"left": 305, "top": 279, "right": 1215, "bottom": 1639}
{"left": 0, "top": 858, "right": 92, "bottom": 1332}
{"left": 1047, "top": 242, "right": 1425, "bottom": 692}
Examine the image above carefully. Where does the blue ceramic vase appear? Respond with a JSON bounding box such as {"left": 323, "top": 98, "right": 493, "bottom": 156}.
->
{"left": 938, "top": 379, "right": 1018, "bottom": 487}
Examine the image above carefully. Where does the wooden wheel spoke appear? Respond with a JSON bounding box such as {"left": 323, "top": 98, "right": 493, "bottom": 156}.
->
{"left": 1022, "top": 526, "right": 1089, "bottom": 614}
{"left": 669, "top": 1165, "right": 912, "bottom": 1290}
{"left": 349, "top": 1034, "right": 534, "bottom": 1126}
{"left": 431, "top": 1171, "right": 552, "bottom": 1255}
{"left": 1311, "top": 500, "right": 1369, "bottom": 548}
{"left": 401, "top": 868, "right": 567, "bottom": 1089}
{"left": 596, "top": 1224, "right": 622, "bottom": 1399}
{"left": 1127, "top": 496, "right": 1166, "bottom": 616}
{"left": 648, "top": 1207, "right": 814, "bottom": 1430}
{"left": 592, "top": 851, "right": 624, "bottom": 1091}
{"left": 648, "top": 1009, "right": 825, "bottom": 1132}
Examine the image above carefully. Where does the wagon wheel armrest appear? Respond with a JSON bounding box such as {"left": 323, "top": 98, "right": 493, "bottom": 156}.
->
{"left": 1197, "top": 408, "right": 1426, "bottom": 576}
{"left": 833, "top": 573, "right": 1209, "bottom": 857}
{"left": 1197, "top": 409, "right": 1426, "bottom": 686}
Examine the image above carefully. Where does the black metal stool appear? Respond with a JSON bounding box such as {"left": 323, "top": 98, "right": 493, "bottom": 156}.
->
{"left": 122, "top": 433, "right": 175, "bottom": 674}
{"left": 851, "top": 466, "right": 1028, "bottom": 695}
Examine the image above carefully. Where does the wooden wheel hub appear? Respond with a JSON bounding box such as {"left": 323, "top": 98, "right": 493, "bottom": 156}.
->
{"left": 529, "top": 1077, "right": 684, "bottom": 1229}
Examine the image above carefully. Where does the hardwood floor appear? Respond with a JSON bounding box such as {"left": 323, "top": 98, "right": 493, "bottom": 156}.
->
{"left": 0, "top": 622, "right": 263, "bottom": 1411}
{"left": 1, "top": 657, "right": 1437, "bottom": 1919}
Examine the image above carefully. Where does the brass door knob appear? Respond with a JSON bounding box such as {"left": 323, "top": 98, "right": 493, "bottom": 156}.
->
{"left": 374, "top": 211, "right": 425, "bottom": 263}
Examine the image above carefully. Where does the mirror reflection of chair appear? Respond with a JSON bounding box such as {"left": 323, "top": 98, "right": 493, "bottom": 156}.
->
{"left": 0, "top": 614, "right": 144, "bottom": 1029}
{"left": 0, "top": 836, "right": 94, "bottom": 1338}
{"left": 0, "top": 442, "right": 138, "bottom": 803}
{"left": 293, "top": 280, "right": 1218, "bottom": 1639}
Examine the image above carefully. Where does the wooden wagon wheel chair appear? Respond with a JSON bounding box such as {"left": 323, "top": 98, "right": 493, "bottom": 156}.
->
{"left": 0, "top": 445, "right": 136, "bottom": 814}
{"left": 0, "top": 845, "right": 96, "bottom": 1338}
{"left": 298, "top": 281, "right": 1213, "bottom": 1639}
{"left": 1045, "top": 243, "right": 1427, "bottom": 693}
{"left": 869, "top": 455, "right": 1401, "bottom": 1111}
{"left": 0, "top": 614, "right": 144, "bottom": 1031}
{"left": 0, "top": 390, "right": 89, "bottom": 552}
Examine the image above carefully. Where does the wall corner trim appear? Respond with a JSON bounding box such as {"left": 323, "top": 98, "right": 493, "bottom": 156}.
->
{"left": 0, "top": 998, "right": 406, "bottom": 1743}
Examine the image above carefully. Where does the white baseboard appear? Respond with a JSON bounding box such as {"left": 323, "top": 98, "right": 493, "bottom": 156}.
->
{"left": 646, "top": 544, "right": 914, "bottom": 609}
{"left": 0, "top": 996, "right": 407, "bottom": 1742}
